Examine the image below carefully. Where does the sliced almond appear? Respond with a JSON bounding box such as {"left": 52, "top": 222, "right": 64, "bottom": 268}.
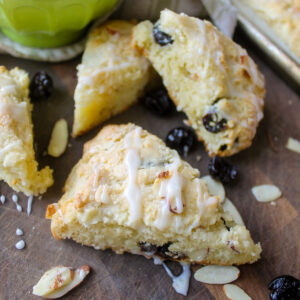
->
{"left": 251, "top": 185, "right": 282, "bottom": 202}
{"left": 33, "top": 265, "right": 90, "bottom": 299}
{"left": 223, "top": 198, "right": 244, "bottom": 226}
{"left": 33, "top": 266, "right": 73, "bottom": 296}
{"left": 201, "top": 175, "right": 225, "bottom": 203}
{"left": 286, "top": 137, "right": 300, "bottom": 154}
{"left": 194, "top": 265, "right": 240, "bottom": 284}
{"left": 48, "top": 118, "right": 68, "bottom": 158}
{"left": 223, "top": 284, "right": 252, "bottom": 300}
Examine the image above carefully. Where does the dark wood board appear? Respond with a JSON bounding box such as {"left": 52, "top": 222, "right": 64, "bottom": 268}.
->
{"left": 0, "top": 34, "right": 299, "bottom": 300}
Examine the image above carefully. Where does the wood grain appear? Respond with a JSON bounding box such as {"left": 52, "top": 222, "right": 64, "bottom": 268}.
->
{"left": 0, "top": 34, "right": 299, "bottom": 300}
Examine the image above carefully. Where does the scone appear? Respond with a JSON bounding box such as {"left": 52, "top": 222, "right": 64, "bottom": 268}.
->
{"left": 0, "top": 66, "right": 53, "bottom": 196}
{"left": 72, "top": 20, "right": 151, "bottom": 137}
{"left": 47, "top": 124, "right": 261, "bottom": 265}
{"left": 236, "top": 0, "right": 300, "bottom": 61}
{"left": 131, "top": 9, "right": 265, "bottom": 157}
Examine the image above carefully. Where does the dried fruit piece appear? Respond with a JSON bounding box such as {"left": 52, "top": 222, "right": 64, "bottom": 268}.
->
{"left": 223, "top": 284, "right": 252, "bottom": 300}
{"left": 201, "top": 175, "right": 225, "bottom": 203}
{"left": 268, "top": 275, "right": 300, "bottom": 300}
{"left": 286, "top": 137, "right": 300, "bottom": 154}
{"left": 153, "top": 25, "right": 173, "bottom": 46}
{"left": 166, "top": 127, "right": 197, "bottom": 156}
{"left": 32, "top": 265, "right": 90, "bottom": 299}
{"left": 143, "top": 88, "right": 173, "bottom": 115}
{"left": 223, "top": 198, "right": 244, "bottom": 226}
{"left": 203, "top": 112, "right": 227, "bottom": 133}
{"left": 209, "top": 157, "right": 238, "bottom": 184}
{"left": 194, "top": 265, "right": 240, "bottom": 284}
{"left": 48, "top": 119, "right": 68, "bottom": 158}
{"left": 30, "top": 71, "right": 53, "bottom": 101}
{"left": 251, "top": 185, "right": 282, "bottom": 202}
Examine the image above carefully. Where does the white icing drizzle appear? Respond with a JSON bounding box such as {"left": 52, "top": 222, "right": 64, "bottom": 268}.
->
{"left": 15, "top": 240, "right": 25, "bottom": 250}
{"left": 12, "top": 194, "right": 22, "bottom": 212}
{"left": 16, "top": 228, "right": 23, "bottom": 236}
{"left": 0, "top": 194, "right": 5, "bottom": 204}
{"left": 154, "top": 154, "right": 184, "bottom": 230}
{"left": 163, "top": 262, "right": 191, "bottom": 296}
{"left": 124, "top": 127, "right": 142, "bottom": 226}
{"left": 27, "top": 196, "right": 33, "bottom": 216}
{"left": 153, "top": 256, "right": 163, "bottom": 265}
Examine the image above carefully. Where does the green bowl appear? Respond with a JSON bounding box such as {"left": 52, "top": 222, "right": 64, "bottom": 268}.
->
{"left": 0, "top": 0, "right": 120, "bottom": 48}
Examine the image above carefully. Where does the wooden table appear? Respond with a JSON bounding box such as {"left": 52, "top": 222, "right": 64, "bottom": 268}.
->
{"left": 0, "top": 33, "right": 299, "bottom": 300}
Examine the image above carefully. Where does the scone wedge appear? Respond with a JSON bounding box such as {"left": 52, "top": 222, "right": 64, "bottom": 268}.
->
{"left": 132, "top": 9, "right": 265, "bottom": 157}
{"left": 72, "top": 20, "right": 151, "bottom": 137}
{"left": 47, "top": 124, "right": 261, "bottom": 265}
{"left": 0, "top": 66, "right": 53, "bottom": 196}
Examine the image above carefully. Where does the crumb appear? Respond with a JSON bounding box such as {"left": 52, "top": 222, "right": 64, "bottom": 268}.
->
{"left": 183, "top": 119, "right": 189, "bottom": 126}
{"left": 196, "top": 155, "right": 202, "bottom": 161}
{"left": 270, "top": 201, "right": 276, "bottom": 206}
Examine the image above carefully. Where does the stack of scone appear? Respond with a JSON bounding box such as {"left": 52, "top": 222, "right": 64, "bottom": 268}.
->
{"left": 47, "top": 9, "right": 265, "bottom": 267}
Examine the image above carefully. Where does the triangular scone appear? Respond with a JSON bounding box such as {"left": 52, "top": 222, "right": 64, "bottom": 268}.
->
{"left": 72, "top": 20, "right": 151, "bottom": 137}
{"left": 131, "top": 9, "right": 265, "bottom": 157}
{"left": 47, "top": 124, "right": 261, "bottom": 265}
{"left": 0, "top": 66, "right": 53, "bottom": 196}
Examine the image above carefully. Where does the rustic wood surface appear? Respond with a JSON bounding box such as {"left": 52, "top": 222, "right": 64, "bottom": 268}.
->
{"left": 0, "top": 33, "right": 299, "bottom": 300}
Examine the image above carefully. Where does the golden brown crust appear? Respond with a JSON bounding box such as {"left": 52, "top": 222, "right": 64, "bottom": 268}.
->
{"left": 131, "top": 10, "right": 265, "bottom": 157}
{"left": 48, "top": 123, "right": 261, "bottom": 265}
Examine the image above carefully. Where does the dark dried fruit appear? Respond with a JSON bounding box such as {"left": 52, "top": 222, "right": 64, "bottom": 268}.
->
{"left": 143, "top": 89, "right": 173, "bottom": 115}
{"left": 30, "top": 71, "right": 53, "bottom": 101}
{"left": 202, "top": 112, "right": 227, "bottom": 133}
{"left": 139, "top": 242, "right": 157, "bottom": 253}
{"left": 166, "top": 127, "right": 197, "bottom": 156}
{"left": 268, "top": 275, "right": 300, "bottom": 300}
{"left": 153, "top": 24, "right": 173, "bottom": 46}
{"left": 208, "top": 157, "right": 238, "bottom": 184}
{"left": 139, "top": 242, "right": 186, "bottom": 260}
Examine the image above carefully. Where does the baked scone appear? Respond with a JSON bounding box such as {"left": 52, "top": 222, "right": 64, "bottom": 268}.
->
{"left": 236, "top": 0, "right": 300, "bottom": 61}
{"left": 72, "top": 20, "right": 151, "bottom": 137}
{"left": 47, "top": 124, "right": 261, "bottom": 265}
{"left": 0, "top": 66, "right": 53, "bottom": 196}
{"left": 131, "top": 9, "right": 265, "bottom": 157}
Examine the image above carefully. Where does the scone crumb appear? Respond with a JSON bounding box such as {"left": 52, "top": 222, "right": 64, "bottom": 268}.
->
{"left": 46, "top": 204, "right": 57, "bottom": 219}
{"left": 286, "top": 137, "right": 300, "bottom": 154}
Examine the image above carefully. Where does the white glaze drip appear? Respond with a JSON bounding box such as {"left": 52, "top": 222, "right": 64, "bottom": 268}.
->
{"left": 124, "top": 127, "right": 142, "bottom": 226}
{"left": 153, "top": 256, "right": 163, "bottom": 265}
{"left": 163, "top": 262, "right": 191, "bottom": 296}
{"left": 16, "top": 228, "right": 23, "bottom": 236}
{"left": 12, "top": 194, "right": 22, "bottom": 212}
{"left": 27, "top": 196, "right": 33, "bottom": 216}
{"left": 154, "top": 154, "right": 184, "bottom": 230}
{"left": 15, "top": 240, "right": 25, "bottom": 250}
{"left": 0, "top": 195, "right": 5, "bottom": 204}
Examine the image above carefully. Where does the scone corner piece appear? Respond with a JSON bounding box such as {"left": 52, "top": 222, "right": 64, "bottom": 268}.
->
{"left": 0, "top": 65, "right": 53, "bottom": 196}
{"left": 72, "top": 20, "right": 152, "bottom": 137}
{"left": 48, "top": 123, "right": 261, "bottom": 266}
{"left": 131, "top": 9, "right": 265, "bottom": 157}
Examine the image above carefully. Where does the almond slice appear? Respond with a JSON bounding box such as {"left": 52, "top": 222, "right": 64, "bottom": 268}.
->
{"left": 223, "top": 198, "right": 244, "bottom": 226}
{"left": 251, "top": 185, "right": 282, "bottom": 202}
{"left": 223, "top": 284, "right": 252, "bottom": 300}
{"left": 201, "top": 175, "right": 225, "bottom": 203}
{"left": 286, "top": 137, "right": 300, "bottom": 154}
{"left": 194, "top": 265, "right": 240, "bottom": 284}
{"left": 33, "top": 265, "right": 90, "bottom": 299}
{"left": 48, "top": 119, "right": 68, "bottom": 158}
